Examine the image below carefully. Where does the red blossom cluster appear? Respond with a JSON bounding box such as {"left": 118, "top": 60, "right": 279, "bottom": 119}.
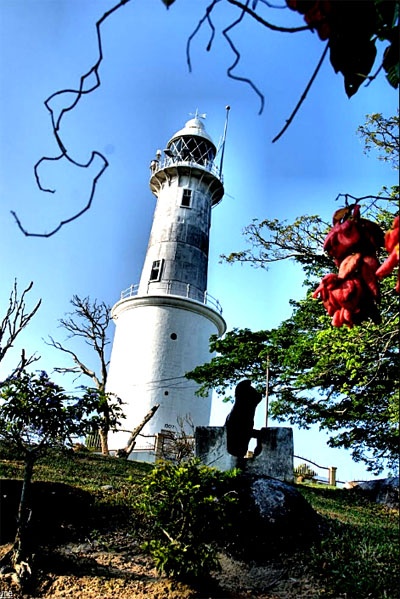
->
{"left": 313, "top": 204, "right": 384, "bottom": 327}
{"left": 376, "top": 215, "right": 400, "bottom": 293}
{"left": 286, "top": 0, "right": 332, "bottom": 40}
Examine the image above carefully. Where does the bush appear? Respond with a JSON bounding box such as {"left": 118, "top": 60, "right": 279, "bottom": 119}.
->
{"left": 134, "top": 458, "right": 238, "bottom": 580}
{"left": 294, "top": 463, "right": 317, "bottom": 481}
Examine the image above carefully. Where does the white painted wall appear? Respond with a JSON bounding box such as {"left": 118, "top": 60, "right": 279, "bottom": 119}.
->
{"left": 107, "top": 294, "right": 225, "bottom": 453}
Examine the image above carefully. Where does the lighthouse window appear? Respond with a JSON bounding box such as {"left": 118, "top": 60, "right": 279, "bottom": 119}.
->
{"left": 149, "top": 259, "right": 163, "bottom": 281}
{"left": 181, "top": 188, "right": 192, "bottom": 207}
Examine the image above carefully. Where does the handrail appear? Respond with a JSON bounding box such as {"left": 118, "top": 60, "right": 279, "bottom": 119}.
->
{"left": 120, "top": 281, "right": 223, "bottom": 314}
{"left": 150, "top": 156, "right": 223, "bottom": 182}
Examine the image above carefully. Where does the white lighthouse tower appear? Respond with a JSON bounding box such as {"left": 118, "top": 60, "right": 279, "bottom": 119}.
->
{"left": 107, "top": 113, "right": 227, "bottom": 461}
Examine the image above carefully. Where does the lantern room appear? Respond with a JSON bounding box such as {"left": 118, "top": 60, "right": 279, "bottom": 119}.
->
{"left": 164, "top": 116, "right": 217, "bottom": 167}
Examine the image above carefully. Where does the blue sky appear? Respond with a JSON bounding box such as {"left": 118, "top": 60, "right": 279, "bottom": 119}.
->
{"left": 0, "top": 0, "right": 398, "bottom": 481}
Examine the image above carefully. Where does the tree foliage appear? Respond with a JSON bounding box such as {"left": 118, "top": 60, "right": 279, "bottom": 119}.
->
{"left": 0, "top": 370, "right": 99, "bottom": 454}
{"left": 0, "top": 370, "right": 99, "bottom": 582}
{"left": 135, "top": 458, "right": 238, "bottom": 580}
{"left": 357, "top": 111, "right": 399, "bottom": 167}
{"left": 187, "top": 114, "right": 399, "bottom": 474}
{"left": 188, "top": 261, "right": 398, "bottom": 473}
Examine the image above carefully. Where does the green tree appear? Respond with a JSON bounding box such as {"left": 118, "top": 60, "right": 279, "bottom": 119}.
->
{"left": 187, "top": 113, "right": 399, "bottom": 474}
{"left": 357, "top": 112, "right": 399, "bottom": 167}
{"left": 0, "top": 370, "right": 99, "bottom": 585}
{"left": 188, "top": 248, "right": 398, "bottom": 473}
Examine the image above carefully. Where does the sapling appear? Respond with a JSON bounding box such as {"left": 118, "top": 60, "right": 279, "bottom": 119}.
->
{"left": 0, "top": 370, "right": 99, "bottom": 586}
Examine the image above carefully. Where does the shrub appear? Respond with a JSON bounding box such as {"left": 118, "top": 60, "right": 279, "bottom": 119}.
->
{"left": 294, "top": 463, "right": 317, "bottom": 481}
{"left": 134, "top": 458, "right": 238, "bottom": 580}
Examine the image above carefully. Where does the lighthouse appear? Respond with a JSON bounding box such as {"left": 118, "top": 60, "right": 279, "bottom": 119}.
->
{"left": 107, "top": 113, "right": 227, "bottom": 461}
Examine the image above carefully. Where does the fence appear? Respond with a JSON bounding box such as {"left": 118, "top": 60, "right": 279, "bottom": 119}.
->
{"left": 127, "top": 431, "right": 195, "bottom": 463}
{"left": 294, "top": 455, "right": 345, "bottom": 486}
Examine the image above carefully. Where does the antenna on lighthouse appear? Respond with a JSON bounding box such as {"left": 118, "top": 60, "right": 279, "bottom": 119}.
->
{"left": 219, "top": 105, "right": 231, "bottom": 178}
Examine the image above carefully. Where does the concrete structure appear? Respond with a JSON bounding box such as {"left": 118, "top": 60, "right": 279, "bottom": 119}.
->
{"left": 195, "top": 426, "right": 294, "bottom": 483}
{"left": 107, "top": 115, "right": 227, "bottom": 460}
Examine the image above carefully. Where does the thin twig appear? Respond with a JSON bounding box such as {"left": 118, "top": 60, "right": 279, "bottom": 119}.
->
{"left": 11, "top": 153, "right": 108, "bottom": 237}
{"left": 227, "top": 0, "right": 310, "bottom": 32}
{"left": 12, "top": 0, "right": 131, "bottom": 237}
{"left": 186, "top": 0, "right": 221, "bottom": 72}
{"left": 223, "top": 0, "right": 266, "bottom": 114}
{"left": 272, "top": 42, "right": 329, "bottom": 142}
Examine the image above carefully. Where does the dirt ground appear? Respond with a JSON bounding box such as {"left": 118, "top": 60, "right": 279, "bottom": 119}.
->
{"left": 0, "top": 533, "right": 328, "bottom": 599}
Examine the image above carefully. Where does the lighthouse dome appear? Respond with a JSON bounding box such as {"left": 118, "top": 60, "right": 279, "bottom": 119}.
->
{"left": 168, "top": 117, "right": 216, "bottom": 148}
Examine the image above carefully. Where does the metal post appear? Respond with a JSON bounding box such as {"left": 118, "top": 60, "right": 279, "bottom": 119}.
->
{"left": 219, "top": 105, "right": 231, "bottom": 178}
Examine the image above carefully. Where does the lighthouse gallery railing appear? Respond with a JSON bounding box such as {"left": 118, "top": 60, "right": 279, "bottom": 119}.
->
{"left": 150, "top": 156, "right": 223, "bottom": 181}
{"left": 120, "top": 281, "right": 223, "bottom": 314}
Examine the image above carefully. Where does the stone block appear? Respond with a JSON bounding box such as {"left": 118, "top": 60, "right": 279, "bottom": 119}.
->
{"left": 243, "top": 427, "right": 294, "bottom": 483}
{"left": 195, "top": 426, "right": 294, "bottom": 483}
{"left": 195, "top": 426, "right": 236, "bottom": 471}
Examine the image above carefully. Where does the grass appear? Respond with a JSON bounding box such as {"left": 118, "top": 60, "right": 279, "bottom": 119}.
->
{"left": 0, "top": 448, "right": 398, "bottom": 598}
{"left": 298, "top": 483, "right": 400, "bottom": 598}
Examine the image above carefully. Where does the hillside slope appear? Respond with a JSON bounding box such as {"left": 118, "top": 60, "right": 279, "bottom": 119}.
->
{"left": 0, "top": 450, "right": 398, "bottom": 598}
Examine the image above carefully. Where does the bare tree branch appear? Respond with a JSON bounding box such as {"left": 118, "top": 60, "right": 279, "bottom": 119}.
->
{"left": 47, "top": 295, "right": 114, "bottom": 454}
{"left": 226, "top": 0, "right": 310, "bottom": 32}
{"left": 0, "top": 280, "right": 41, "bottom": 375}
{"left": 11, "top": 0, "right": 131, "bottom": 237}
{"left": 117, "top": 404, "right": 160, "bottom": 459}
{"left": 46, "top": 296, "right": 110, "bottom": 390}
{"left": 222, "top": 0, "right": 266, "bottom": 115}
{"left": 10, "top": 349, "right": 41, "bottom": 380}
{"left": 186, "top": 0, "right": 220, "bottom": 71}
{"left": 47, "top": 336, "right": 102, "bottom": 389}
{"left": 272, "top": 42, "right": 329, "bottom": 143}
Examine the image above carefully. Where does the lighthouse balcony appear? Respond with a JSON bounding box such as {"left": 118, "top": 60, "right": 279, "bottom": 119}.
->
{"left": 120, "top": 281, "right": 223, "bottom": 314}
{"left": 151, "top": 156, "right": 222, "bottom": 181}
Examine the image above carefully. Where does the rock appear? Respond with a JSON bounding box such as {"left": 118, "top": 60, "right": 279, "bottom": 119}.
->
{"left": 348, "top": 477, "right": 399, "bottom": 509}
{"left": 227, "top": 475, "right": 323, "bottom": 560}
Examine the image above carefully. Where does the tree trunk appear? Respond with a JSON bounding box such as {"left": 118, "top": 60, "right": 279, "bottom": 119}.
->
{"left": 117, "top": 404, "right": 159, "bottom": 459}
{"left": 99, "top": 426, "right": 109, "bottom": 455}
{"left": 12, "top": 452, "right": 35, "bottom": 583}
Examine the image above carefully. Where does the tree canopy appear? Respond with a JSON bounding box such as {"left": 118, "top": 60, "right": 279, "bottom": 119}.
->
{"left": 187, "top": 113, "right": 399, "bottom": 474}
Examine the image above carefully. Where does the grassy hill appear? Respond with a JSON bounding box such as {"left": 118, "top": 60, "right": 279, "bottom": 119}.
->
{"left": 0, "top": 448, "right": 398, "bottom": 598}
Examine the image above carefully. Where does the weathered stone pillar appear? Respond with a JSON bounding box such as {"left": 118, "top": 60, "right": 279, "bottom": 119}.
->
{"left": 195, "top": 426, "right": 294, "bottom": 483}
{"left": 195, "top": 426, "right": 236, "bottom": 471}
{"left": 328, "top": 466, "right": 337, "bottom": 486}
{"left": 243, "top": 428, "right": 294, "bottom": 483}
